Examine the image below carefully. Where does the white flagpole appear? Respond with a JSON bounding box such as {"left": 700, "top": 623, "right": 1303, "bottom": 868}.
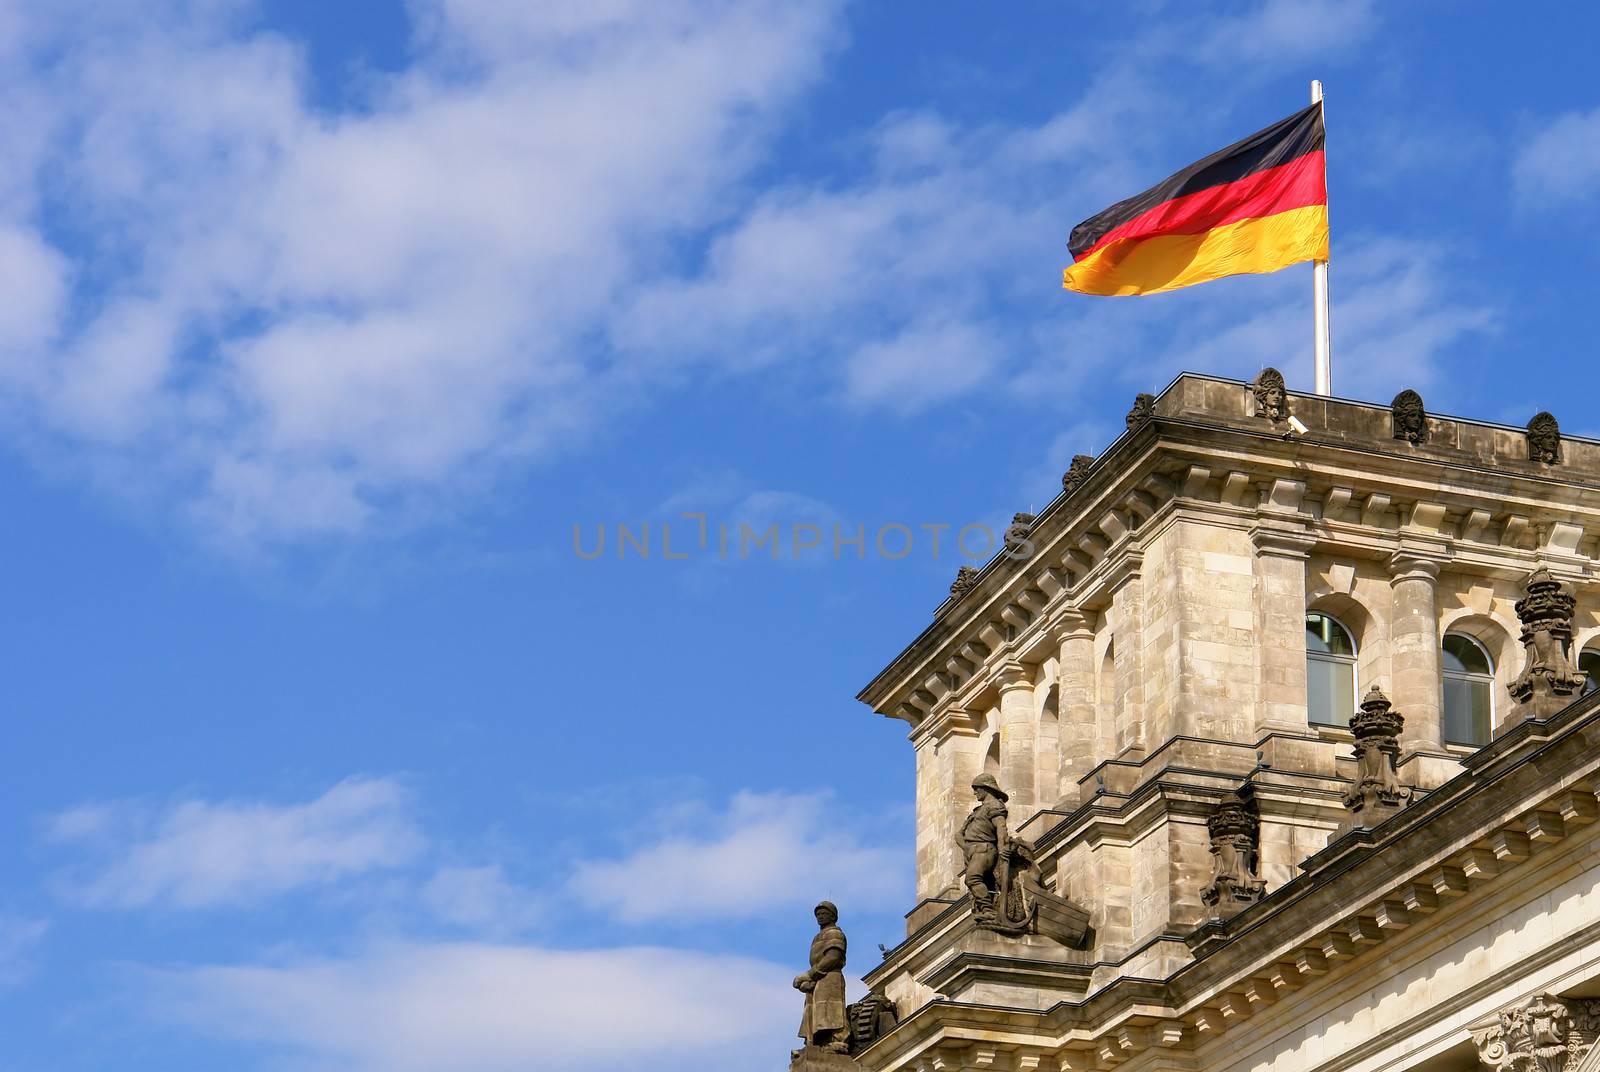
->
{"left": 1311, "top": 79, "right": 1331, "bottom": 396}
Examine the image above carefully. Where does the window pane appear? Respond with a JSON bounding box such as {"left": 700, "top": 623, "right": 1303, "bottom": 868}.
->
{"left": 1442, "top": 634, "right": 1491, "bottom": 675}
{"left": 1442, "top": 675, "right": 1491, "bottom": 745}
{"left": 1308, "top": 655, "right": 1354, "bottom": 726}
{"left": 1306, "top": 613, "right": 1354, "bottom": 656}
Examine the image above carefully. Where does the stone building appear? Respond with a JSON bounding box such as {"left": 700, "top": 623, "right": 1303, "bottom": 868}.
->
{"left": 820, "top": 372, "right": 1600, "bottom": 1072}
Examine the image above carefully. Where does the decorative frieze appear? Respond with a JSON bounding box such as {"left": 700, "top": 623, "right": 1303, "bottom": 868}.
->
{"left": 1343, "top": 685, "right": 1413, "bottom": 829}
{"left": 1201, "top": 788, "right": 1267, "bottom": 917}
{"left": 1472, "top": 993, "right": 1600, "bottom": 1072}
{"left": 1508, "top": 566, "right": 1587, "bottom": 720}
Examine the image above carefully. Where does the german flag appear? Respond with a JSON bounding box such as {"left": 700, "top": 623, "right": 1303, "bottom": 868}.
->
{"left": 1062, "top": 103, "right": 1327, "bottom": 296}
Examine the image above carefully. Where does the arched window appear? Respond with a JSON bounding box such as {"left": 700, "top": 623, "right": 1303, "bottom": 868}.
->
{"left": 1306, "top": 613, "right": 1357, "bottom": 727}
{"left": 1442, "top": 634, "right": 1494, "bottom": 746}
{"left": 983, "top": 735, "right": 1000, "bottom": 779}
{"left": 1581, "top": 644, "right": 1600, "bottom": 696}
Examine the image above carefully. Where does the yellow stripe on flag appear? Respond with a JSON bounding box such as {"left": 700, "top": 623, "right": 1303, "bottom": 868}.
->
{"left": 1061, "top": 204, "right": 1328, "bottom": 297}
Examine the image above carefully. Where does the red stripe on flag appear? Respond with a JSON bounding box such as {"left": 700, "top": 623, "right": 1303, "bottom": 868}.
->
{"left": 1073, "top": 150, "right": 1327, "bottom": 264}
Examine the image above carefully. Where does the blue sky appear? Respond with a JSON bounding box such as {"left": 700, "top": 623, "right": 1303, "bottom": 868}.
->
{"left": 4, "top": 1, "right": 1600, "bottom": 1069}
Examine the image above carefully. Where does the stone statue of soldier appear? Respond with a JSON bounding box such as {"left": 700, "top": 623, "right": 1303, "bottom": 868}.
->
{"left": 793, "top": 900, "right": 849, "bottom": 1055}
{"left": 960, "top": 774, "right": 1012, "bottom": 922}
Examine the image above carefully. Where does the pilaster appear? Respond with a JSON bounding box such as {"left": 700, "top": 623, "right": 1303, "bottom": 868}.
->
{"left": 1106, "top": 551, "right": 1146, "bottom": 758}
{"left": 1250, "top": 511, "right": 1316, "bottom": 737}
{"left": 911, "top": 704, "right": 984, "bottom": 900}
{"left": 1388, "top": 549, "right": 1452, "bottom": 785}
{"left": 1052, "top": 611, "right": 1097, "bottom": 808}
{"left": 996, "top": 661, "right": 1039, "bottom": 824}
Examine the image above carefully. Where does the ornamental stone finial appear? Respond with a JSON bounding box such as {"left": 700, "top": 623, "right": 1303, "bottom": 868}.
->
{"left": 1251, "top": 368, "right": 1289, "bottom": 422}
{"left": 1528, "top": 412, "right": 1562, "bottom": 465}
{"left": 1061, "top": 454, "right": 1095, "bottom": 494}
{"left": 1002, "top": 513, "right": 1036, "bottom": 558}
{"left": 1201, "top": 787, "right": 1266, "bottom": 917}
{"left": 1126, "top": 393, "right": 1156, "bottom": 430}
{"left": 949, "top": 565, "right": 979, "bottom": 600}
{"left": 1342, "top": 685, "right": 1413, "bottom": 830}
{"left": 1391, "top": 389, "right": 1427, "bottom": 444}
{"left": 1508, "top": 566, "right": 1587, "bottom": 721}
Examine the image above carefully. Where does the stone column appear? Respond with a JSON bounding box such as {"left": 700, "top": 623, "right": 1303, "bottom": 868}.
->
{"left": 1251, "top": 526, "right": 1315, "bottom": 736}
{"left": 1387, "top": 551, "right": 1444, "bottom": 757}
{"left": 996, "top": 661, "right": 1038, "bottom": 824}
{"left": 1053, "top": 611, "right": 1097, "bottom": 808}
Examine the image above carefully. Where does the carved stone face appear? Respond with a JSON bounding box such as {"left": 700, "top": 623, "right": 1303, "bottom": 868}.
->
{"left": 1251, "top": 369, "right": 1288, "bottom": 420}
{"left": 815, "top": 904, "right": 837, "bottom": 927}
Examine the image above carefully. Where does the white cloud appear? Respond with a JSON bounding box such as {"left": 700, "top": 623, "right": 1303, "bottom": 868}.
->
{"left": 421, "top": 865, "right": 541, "bottom": 933}
{"left": 574, "top": 790, "right": 907, "bottom": 925}
{"left": 1, "top": 0, "right": 841, "bottom": 543}
{"left": 0, "top": 0, "right": 1426, "bottom": 548}
{"left": 146, "top": 941, "right": 794, "bottom": 1072}
{"left": 1514, "top": 104, "right": 1600, "bottom": 207}
{"left": 47, "top": 777, "right": 423, "bottom": 909}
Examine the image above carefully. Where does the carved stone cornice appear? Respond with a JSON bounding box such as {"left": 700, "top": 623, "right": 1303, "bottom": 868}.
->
{"left": 1472, "top": 992, "right": 1600, "bottom": 1072}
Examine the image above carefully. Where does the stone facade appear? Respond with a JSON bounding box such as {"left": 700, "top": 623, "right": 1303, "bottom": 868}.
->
{"left": 843, "top": 374, "right": 1600, "bottom": 1072}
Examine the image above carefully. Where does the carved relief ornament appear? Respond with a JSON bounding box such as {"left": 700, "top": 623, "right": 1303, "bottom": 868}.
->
{"left": 1201, "top": 788, "right": 1266, "bottom": 916}
{"left": 1061, "top": 454, "right": 1095, "bottom": 494}
{"left": 1126, "top": 393, "right": 1155, "bottom": 430}
{"left": 1343, "top": 685, "right": 1413, "bottom": 827}
{"left": 1391, "top": 388, "right": 1427, "bottom": 444}
{"left": 1251, "top": 367, "right": 1289, "bottom": 421}
{"left": 1472, "top": 992, "right": 1600, "bottom": 1072}
{"left": 1528, "top": 412, "right": 1562, "bottom": 465}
